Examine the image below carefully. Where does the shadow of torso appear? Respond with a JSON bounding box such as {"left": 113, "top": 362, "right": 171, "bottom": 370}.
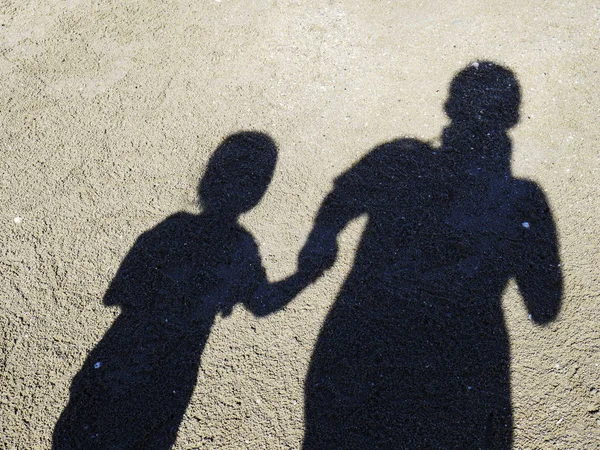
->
{"left": 53, "top": 212, "right": 265, "bottom": 449}
{"left": 304, "top": 137, "right": 560, "bottom": 449}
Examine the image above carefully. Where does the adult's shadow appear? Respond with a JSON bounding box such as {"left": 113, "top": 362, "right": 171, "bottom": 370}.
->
{"left": 53, "top": 132, "right": 279, "bottom": 449}
{"left": 296, "top": 62, "right": 563, "bottom": 449}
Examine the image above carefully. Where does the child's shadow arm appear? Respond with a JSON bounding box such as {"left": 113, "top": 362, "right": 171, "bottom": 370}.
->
{"left": 515, "top": 184, "right": 563, "bottom": 325}
{"left": 103, "top": 232, "right": 155, "bottom": 309}
{"left": 247, "top": 274, "right": 309, "bottom": 317}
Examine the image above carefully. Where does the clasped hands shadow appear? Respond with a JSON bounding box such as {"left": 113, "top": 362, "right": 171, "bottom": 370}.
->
{"left": 53, "top": 62, "right": 562, "bottom": 449}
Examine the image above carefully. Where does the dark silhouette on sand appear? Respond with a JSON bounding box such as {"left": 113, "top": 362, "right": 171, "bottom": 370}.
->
{"left": 276, "top": 62, "right": 563, "bottom": 448}
{"left": 53, "top": 132, "right": 280, "bottom": 449}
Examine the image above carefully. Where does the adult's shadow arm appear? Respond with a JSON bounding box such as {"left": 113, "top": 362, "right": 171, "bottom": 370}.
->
{"left": 514, "top": 182, "right": 563, "bottom": 324}
{"left": 296, "top": 167, "right": 370, "bottom": 284}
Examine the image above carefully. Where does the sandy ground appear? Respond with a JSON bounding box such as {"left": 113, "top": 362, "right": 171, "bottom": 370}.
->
{"left": 1, "top": 1, "right": 599, "bottom": 448}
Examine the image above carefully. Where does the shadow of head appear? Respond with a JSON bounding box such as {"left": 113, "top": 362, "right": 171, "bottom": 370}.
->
{"left": 444, "top": 61, "right": 521, "bottom": 131}
{"left": 199, "top": 131, "right": 278, "bottom": 217}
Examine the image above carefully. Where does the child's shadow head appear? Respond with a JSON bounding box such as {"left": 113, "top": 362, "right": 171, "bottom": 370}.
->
{"left": 199, "top": 131, "right": 278, "bottom": 219}
{"left": 444, "top": 61, "right": 521, "bottom": 131}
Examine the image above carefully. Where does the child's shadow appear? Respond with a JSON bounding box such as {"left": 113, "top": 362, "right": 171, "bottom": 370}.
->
{"left": 53, "top": 132, "right": 279, "bottom": 449}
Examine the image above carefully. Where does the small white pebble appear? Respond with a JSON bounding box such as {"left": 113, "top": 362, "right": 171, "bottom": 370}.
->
{"left": 472, "top": 61, "right": 480, "bottom": 69}
{"left": 521, "top": 222, "right": 530, "bottom": 229}
{"left": 14, "top": 217, "right": 22, "bottom": 224}
{"left": 94, "top": 362, "right": 102, "bottom": 369}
